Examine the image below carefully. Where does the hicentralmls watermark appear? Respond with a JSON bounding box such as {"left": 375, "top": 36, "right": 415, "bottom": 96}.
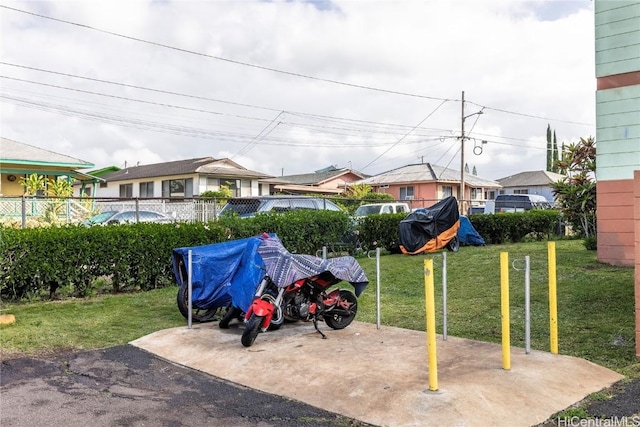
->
{"left": 557, "top": 416, "right": 640, "bottom": 427}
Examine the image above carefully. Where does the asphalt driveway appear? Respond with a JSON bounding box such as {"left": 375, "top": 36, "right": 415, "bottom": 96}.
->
{"left": 0, "top": 345, "right": 370, "bottom": 427}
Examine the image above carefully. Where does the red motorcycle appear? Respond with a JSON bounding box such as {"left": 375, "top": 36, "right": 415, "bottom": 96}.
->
{"left": 241, "top": 270, "right": 362, "bottom": 347}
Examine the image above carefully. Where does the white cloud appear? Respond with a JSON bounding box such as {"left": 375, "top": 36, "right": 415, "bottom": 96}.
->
{"left": 0, "top": 0, "right": 595, "bottom": 181}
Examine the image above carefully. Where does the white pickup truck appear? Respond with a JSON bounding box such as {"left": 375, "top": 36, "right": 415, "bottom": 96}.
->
{"left": 354, "top": 202, "right": 411, "bottom": 217}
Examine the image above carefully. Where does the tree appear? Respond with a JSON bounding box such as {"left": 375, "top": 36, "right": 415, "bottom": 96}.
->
{"left": 551, "top": 136, "right": 596, "bottom": 239}
{"left": 546, "top": 124, "right": 552, "bottom": 171}
{"left": 19, "top": 173, "right": 45, "bottom": 195}
{"left": 342, "top": 183, "right": 372, "bottom": 199}
{"left": 552, "top": 131, "right": 559, "bottom": 172}
{"left": 200, "top": 185, "right": 232, "bottom": 204}
{"left": 546, "top": 125, "right": 560, "bottom": 172}
{"left": 44, "top": 176, "right": 74, "bottom": 224}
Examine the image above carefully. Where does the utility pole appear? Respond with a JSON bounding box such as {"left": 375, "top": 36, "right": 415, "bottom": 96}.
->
{"left": 460, "top": 91, "right": 484, "bottom": 215}
{"left": 460, "top": 91, "right": 466, "bottom": 215}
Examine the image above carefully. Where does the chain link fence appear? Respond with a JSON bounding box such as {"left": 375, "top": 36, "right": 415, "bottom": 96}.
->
{"left": 0, "top": 195, "right": 441, "bottom": 228}
{"left": 0, "top": 196, "right": 226, "bottom": 227}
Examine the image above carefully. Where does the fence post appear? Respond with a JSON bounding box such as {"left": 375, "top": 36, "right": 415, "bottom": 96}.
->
{"left": 21, "top": 196, "right": 26, "bottom": 229}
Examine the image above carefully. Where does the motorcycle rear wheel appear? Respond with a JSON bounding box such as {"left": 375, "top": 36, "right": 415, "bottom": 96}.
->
{"left": 241, "top": 313, "right": 263, "bottom": 347}
{"left": 218, "top": 305, "right": 243, "bottom": 329}
{"left": 324, "top": 290, "right": 357, "bottom": 330}
{"left": 176, "top": 285, "right": 218, "bottom": 323}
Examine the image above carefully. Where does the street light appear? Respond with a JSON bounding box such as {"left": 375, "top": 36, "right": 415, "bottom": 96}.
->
{"left": 460, "top": 90, "right": 483, "bottom": 215}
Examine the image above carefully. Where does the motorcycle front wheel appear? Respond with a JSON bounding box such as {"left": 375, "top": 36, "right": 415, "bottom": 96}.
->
{"left": 241, "top": 313, "right": 263, "bottom": 347}
{"left": 176, "top": 285, "right": 218, "bottom": 323}
{"left": 324, "top": 290, "right": 357, "bottom": 330}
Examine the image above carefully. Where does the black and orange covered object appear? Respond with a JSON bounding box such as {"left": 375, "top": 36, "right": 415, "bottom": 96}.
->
{"left": 399, "top": 196, "right": 460, "bottom": 255}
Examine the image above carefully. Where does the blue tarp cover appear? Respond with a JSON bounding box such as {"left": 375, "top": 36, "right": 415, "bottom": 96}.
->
{"left": 172, "top": 235, "right": 265, "bottom": 313}
{"left": 458, "top": 215, "right": 485, "bottom": 246}
{"left": 172, "top": 234, "right": 368, "bottom": 313}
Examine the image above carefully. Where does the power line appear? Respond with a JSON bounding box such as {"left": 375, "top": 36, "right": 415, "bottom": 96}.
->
{"left": 0, "top": 5, "right": 451, "bottom": 102}
{"left": 0, "top": 61, "right": 451, "bottom": 136}
{"left": 466, "top": 100, "right": 594, "bottom": 126}
{"left": 0, "top": 61, "right": 283, "bottom": 114}
{"left": 360, "top": 99, "right": 449, "bottom": 171}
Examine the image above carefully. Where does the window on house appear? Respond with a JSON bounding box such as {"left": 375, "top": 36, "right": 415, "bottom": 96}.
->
{"left": 119, "top": 184, "right": 133, "bottom": 198}
{"left": 471, "top": 188, "right": 482, "bottom": 199}
{"left": 162, "top": 178, "right": 193, "bottom": 198}
{"left": 442, "top": 186, "right": 452, "bottom": 198}
{"left": 399, "top": 186, "right": 414, "bottom": 200}
{"left": 485, "top": 190, "right": 496, "bottom": 200}
{"left": 100, "top": 182, "right": 108, "bottom": 188}
{"left": 514, "top": 189, "right": 529, "bottom": 194}
{"left": 139, "top": 182, "right": 154, "bottom": 197}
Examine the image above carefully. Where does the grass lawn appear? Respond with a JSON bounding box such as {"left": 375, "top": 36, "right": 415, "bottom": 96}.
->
{"left": 1, "top": 239, "right": 637, "bottom": 378}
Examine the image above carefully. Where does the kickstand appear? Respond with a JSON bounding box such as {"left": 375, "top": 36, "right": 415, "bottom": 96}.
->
{"left": 312, "top": 318, "right": 327, "bottom": 339}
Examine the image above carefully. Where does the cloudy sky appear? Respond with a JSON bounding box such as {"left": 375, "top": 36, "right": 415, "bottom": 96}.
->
{"left": 1, "top": 0, "right": 595, "bottom": 181}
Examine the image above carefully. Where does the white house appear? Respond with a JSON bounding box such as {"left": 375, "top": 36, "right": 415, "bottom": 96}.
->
{"left": 75, "top": 157, "right": 273, "bottom": 198}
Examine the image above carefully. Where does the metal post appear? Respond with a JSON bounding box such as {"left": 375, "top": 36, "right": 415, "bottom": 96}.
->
{"left": 135, "top": 198, "right": 140, "bottom": 223}
{"left": 442, "top": 252, "right": 448, "bottom": 341}
{"left": 376, "top": 247, "right": 381, "bottom": 330}
{"left": 322, "top": 246, "right": 327, "bottom": 260}
{"left": 460, "top": 90, "right": 465, "bottom": 215}
{"left": 188, "top": 250, "right": 193, "bottom": 329}
{"left": 21, "top": 196, "right": 26, "bottom": 229}
{"left": 524, "top": 256, "right": 531, "bottom": 354}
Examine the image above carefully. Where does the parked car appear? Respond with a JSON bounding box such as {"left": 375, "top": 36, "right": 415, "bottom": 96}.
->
{"left": 219, "top": 196, "right": 343, "bottom": 218}
{"left": 493, "top": 194, "right": 552, "bottom": 213}
{"left": 354, "top": 202, "right": 410, "bottom": 218}
{"left": 83, "top": 210, "right": 174, "bottom": 226}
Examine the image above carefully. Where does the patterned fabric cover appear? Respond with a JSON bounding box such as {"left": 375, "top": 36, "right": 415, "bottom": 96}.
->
{"left": 257, "top": 234, "right": 368, "bottom": 295}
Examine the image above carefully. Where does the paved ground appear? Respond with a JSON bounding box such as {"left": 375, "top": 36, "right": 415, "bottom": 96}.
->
{"left": 0, "top": 345, "right": 369, "bottom": 427}
{"left": 131, "top": 320, "right": 623, "bottom": 427}
{"left": 2, "top": 320, "right": 638, "bottom": 427}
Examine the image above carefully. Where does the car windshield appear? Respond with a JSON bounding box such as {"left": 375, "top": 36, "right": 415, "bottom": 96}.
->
{"left": 220, "top": 199, "right": 262, "bottom": 215}
{"left": 354, "top": 205, "right": 381, "bottom": 217}
{"left": 86, "top": 211, "right": 118, "bottom": 224}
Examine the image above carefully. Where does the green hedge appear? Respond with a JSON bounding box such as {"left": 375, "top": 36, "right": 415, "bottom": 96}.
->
{"left": 467, "top": 210, "right": 563, "bottom": 244}
{"left": 0, "top": 222, "right": 227, "bottom": 301}
{"left": 0, "top": 209, "right": 562, "bottom": 302}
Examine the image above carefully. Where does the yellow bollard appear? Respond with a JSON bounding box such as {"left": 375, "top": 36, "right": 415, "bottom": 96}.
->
{"left": 500, "top": 252, "right": 511, "bottom": 370}
{"left": 424, "top": 259, "right": 438, "bottom": 391}
{"left": 548, "top": 241, "right": 559, "bottom": 354}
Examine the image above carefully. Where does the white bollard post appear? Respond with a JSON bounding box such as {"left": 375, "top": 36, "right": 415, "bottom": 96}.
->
{"left": 188, "top": 250, "right": 193, "bottom": 329}
{"left": 525, "top": 255, "right": 531, "bottom": 354}
{"left": 376, "top": 247, "right": 381, "bottom": 330}
{"left": 442, "top": 252, "right": 448, "bottom": 341}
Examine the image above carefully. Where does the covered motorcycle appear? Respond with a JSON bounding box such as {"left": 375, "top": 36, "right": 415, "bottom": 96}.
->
{"left": 399, "top": 196, "right": 461, "bottom": 255}
{"left": 172, "top": 234, "right": 368, "bottom": 346}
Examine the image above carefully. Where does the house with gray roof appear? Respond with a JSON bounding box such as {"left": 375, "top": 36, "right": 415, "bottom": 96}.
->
{"left": 260, "top": 165, "right": 369, "bottom": 195}
{"left": 83, "top": 157, "right": 273, "bottom": 198}
{"left": 356, "top": 163, "right": 501, "bottom": 213}
{"left": 0, "top": 138, "right": 94, "bottom": 196}
{"left": 496, "top": 170, "right": 565, "bottom": 203}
